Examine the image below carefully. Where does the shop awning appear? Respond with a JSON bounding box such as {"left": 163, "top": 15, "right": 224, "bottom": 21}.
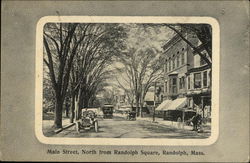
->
{"left": 167, "top": 97, "right": 187, "bottom": 111}
{"left": 155, "top": 100, "right": 172, "bottom": 111}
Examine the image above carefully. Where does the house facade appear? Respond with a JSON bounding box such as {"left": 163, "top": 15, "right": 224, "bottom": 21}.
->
{"left": 161, "top": 32, "right": 211, "bottom": 120}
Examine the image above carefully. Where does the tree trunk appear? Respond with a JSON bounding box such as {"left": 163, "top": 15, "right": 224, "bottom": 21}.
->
{"left": 79, "top": 90, "right": 85, "bottom": 109}
{"left": 65, "top": 103, "right": 69, "bottom": 118}
{"left": 135, "top": 95, "right": 140, "bottom": 117}
{"left": 54, "top": 97, "right": 63, "bottom": 128}
{"left": 74, "top": 96, "right": 80, "bottom": 120}
{"left": 70, "top": 94, "right": 75, "bottom": 123}
{"left": 139, "top": 99, "right": 144, "bottom": 118}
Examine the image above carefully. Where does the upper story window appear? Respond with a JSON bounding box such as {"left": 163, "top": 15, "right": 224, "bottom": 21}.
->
{"left": 200, "top": 57, "right": 206, "bottom": 66}
{"left": 177, "top": 56, "right": 180, "bottom": 67}
{"left": 188, "top": 76, "right": 191, "bottom": 89}
{"left": 169, "top": 60, "right": 171, "bottom": 71}
{"left": 194, "top": 73, "right": 201, "bottom": 88}
{"left": 165, "top": 61, "right": 168, "bottom": 72}
{"left": 182, "top": 77, "right": 185, "bottom": 89}
{"left": 165, "top": 81, "right": 168, "bottom": 93}
{"left": 181, "top": 53, "right": 184, "bottom": 65}
{"left": 179, "top": 77, "right": 185, "bottom": 90}
{"left": 172, "top": 78, "right": 177, "bottom": 94}
{"left": 172, "top": 58, "right": 175, "bottom": 70}
{"left": 203, "top": 71, "right": 207, "bottom": 87}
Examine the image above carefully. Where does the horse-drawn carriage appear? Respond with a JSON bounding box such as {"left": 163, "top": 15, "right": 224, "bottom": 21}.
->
{"left": 75, "top": 109, "right": 99, "bottom": 132}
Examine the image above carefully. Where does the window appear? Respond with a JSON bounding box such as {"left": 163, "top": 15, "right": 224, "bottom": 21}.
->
{"left": 200, "top": 57, "right": 206, "bottom": 66}
{"left": 172, "top": 78, "right": 177, "bottom": 94}
{"left": 209, "top": 71, "right": 212, "bottom": 86}
{"left": 172, "top": 59, "right": 175, "bottom": 70}
{"left": 203, "top": 71, "right": 207, "bottom": 87}
{"left": 179, "top": 77, "right": 185, "bottom": 89}
{"left": 169, "top": 60, "right": 171, "bottom": 71}
{"left": 179, "top": 78, "right": 182, "bottom": 89}
{"left": 181, "top": 53, "right": 184, "bottom": 65}
{"left": 182, "top": 77, "right": 185, "bottom": 88}
{"left": 165, "top": 81, "right": 168, "bottom": 93}
{"left": 177, "top": 56, "right": 180, "bottom": 67}
{"left": 165, "top": 62, "right": 168, "bottom": 72}
{"left": 194, "top": 73, "right": 201, "bottom": 88}
{"left": 200, "top": 53, "right": 207, "bottom": 66}
{"left": 188, "top": 76, "right": 190, "bottom": 89}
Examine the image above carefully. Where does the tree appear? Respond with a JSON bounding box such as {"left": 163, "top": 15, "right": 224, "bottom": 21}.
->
{"left": 116, "top": 47, "right": 163, "bottom": 117}
{"left": 114, "top": 24, "right": 166, "bottom": 117}
{"left": 43, "top": 23, "right": 87, "bottom": 128}
{"left": 68, "top": 23, "right": 127, "bottom": 121}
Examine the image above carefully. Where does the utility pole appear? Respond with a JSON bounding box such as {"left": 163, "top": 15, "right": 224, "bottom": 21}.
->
{"left": 153, "top": 81, "right": 156, "bottom": 122}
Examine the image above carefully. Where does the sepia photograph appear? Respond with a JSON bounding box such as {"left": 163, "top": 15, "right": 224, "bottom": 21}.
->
{"left": 2, "top": 1, "right": 249, "bottom": 162}
{"left": 36, "top": 17, "right": 219, "bottom": 145}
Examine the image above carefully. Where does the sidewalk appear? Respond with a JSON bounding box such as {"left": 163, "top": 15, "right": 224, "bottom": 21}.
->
{"left": 136, "top": 116, "right": 211, "bottom": 133}
{"left": 42, "top": 117, "right": 74, "bottom": 137}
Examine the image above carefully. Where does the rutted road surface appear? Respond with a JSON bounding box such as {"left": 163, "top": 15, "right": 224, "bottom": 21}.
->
{"left": 48, "top": 115, "right": 210, "bottom": 139}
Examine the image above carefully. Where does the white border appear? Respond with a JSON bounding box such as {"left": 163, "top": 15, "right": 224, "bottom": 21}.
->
{"left": 35, "top": 16, "right": 219, "bottom": 145}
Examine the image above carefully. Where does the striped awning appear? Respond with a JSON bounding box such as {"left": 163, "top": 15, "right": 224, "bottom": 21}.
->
{"left": 155, "top": 100, "right": 172, "bottom": 111}
{"left": 167, "top": 97, "right": 187, "bottom": 111}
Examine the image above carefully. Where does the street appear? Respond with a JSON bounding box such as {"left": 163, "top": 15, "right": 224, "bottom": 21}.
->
{"left": 46, "top": 114, "right": 210, "bottom": 139}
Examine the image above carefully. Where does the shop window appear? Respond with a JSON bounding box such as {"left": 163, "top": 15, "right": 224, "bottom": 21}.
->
{"left": 203, "top": 71, "right": 207, "bottom": 87}
{"left": 194, "top": 73, "right": 201, "bottom": 88}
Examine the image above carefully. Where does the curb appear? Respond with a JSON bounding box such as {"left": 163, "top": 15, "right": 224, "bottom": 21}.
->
{"left": 137, "top": 118, "right": 193, "bottom": 130}
{"left": 54, "top": 123, "right": 75, "bottom": 134}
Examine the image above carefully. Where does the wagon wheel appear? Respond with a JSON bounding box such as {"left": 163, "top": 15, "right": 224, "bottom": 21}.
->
{"left": 94, "top": 121, "right": 98, "bottom": 132}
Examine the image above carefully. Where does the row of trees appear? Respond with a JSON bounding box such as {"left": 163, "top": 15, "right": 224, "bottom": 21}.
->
{"left": 43, "top": 23, "right": 126, "bottom": 128}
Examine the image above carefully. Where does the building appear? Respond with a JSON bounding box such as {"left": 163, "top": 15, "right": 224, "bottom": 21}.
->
{"left": 159, "top": 31, "right": 211, "bottom": 120}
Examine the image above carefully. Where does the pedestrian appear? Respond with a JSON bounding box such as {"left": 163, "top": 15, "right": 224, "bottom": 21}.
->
{"left": 191, "top": 113, "right": 201, "bottom": 131}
